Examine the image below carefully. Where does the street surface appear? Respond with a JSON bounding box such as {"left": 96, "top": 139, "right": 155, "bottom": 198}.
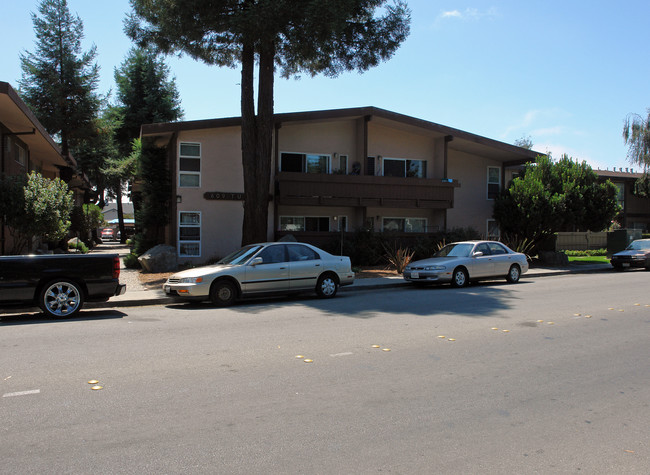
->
{"left": 1, "top": 270, "right": 649, "bottom": 474}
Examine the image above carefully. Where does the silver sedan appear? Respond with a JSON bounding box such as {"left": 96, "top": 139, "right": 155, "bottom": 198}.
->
{"left": 163, "top": 242, "right": 355, "bottom": 306}
{"left": 403, "top": 241, "right": 529, "bottom": 287}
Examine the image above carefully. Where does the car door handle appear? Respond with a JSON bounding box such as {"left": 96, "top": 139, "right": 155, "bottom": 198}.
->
{"left": 315, "top": 264, "right": 320, "bottom": 267}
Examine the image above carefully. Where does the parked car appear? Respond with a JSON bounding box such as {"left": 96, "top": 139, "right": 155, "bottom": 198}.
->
{"left": 101, "top": 227, "right": 117, "bottom": 241}
{"left": 163, "top": 242, "right": 355, "bottom": 306}
{"left": 0, "top": 254, "right": 126, "bottom": 318}
{"left": 610, "top": 239, "right": 650, "bottom": 271}
{"left": 403, "top": 241, "right": 529, "bottom": 287}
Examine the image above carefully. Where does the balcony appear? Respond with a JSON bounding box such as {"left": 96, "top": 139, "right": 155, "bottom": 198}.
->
{"left": 276, "top": 172, "right": 459, "bottom": 209}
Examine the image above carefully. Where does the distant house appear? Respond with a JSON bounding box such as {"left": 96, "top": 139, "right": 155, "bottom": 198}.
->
{"left": 0, "top": 81, "right": 88, "bottom": 254}
{"left": 141, "top": 106, "right": 540, "bottom": 263}
{"left": 102, "top": 202, "right": 134, "bottom": 222}
{"left": 596, "top": 168, "right": 650, "bottom": 231}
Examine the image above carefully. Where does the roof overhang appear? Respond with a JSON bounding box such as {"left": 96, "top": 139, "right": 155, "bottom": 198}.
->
{"left": 141, "top": 106, "right": 542, "bottom": 163}
{"left": 0, "top": 81, "right": 75, "bottom": 169}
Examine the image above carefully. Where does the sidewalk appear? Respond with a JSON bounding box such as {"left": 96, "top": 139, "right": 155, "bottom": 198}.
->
{"left": 86, "top": 243, "right": 613, "bottom": 309}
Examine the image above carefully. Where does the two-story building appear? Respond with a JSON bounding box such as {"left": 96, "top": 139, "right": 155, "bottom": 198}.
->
{"left": 0, "top": 81, "right": 86, "bottom": 254}
{"left": 141, "top": 106, "right": 539, "bottom": 263}
{"left": 596, "top": 168, "right": 650, "bottom": 231}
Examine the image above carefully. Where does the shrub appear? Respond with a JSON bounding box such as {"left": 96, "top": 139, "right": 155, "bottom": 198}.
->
{"left": 123, "top": 252, "right": 141, "bottom": 269}
{"left": 382, "top": 242, "right": 414, "bottom": 274}
{"left": 68, "top": 240, "right": 89, "bottom": 254}
{"left": 563, "top": 249, "right": 607, "bottom": 257}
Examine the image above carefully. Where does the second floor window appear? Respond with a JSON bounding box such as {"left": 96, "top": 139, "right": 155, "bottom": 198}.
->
{"left": 487, "top": 166, "right": 501, "bottom": 199}
{"left": 280, "top": 153, "right": 330, "bottom": 174}
{"left": 179, "top": 142, "right": 201, "bottom": 187}
{"left": 383, "top": 158, "right": 426, "bottom": 178}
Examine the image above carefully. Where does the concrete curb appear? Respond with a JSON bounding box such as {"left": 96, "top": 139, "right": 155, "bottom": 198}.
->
{"left": 85, "top": 264, "right": 613, "bottom": 309}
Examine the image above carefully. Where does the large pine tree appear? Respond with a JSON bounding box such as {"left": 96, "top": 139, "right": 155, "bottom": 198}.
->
{"left": 19, "top": 0, "right": 101, "bottom": 160}
{"left": 126, "top": 0, "right": 411, "bottom": 246}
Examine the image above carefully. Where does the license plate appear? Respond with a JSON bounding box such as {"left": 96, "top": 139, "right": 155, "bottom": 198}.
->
{"left": 622, "top": 263, "right": 630, "bottom": 268}
{"left": 412, "top": 272, "right": 419, "bottom": 279}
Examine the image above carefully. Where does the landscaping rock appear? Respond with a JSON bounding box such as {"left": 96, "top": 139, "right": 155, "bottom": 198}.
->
{"left": 138, "top": 245, "right": 178, "bottom": 273}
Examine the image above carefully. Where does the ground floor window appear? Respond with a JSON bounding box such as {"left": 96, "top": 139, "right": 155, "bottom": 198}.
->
{"left": 179, "top": 211, "right": 201, "bottom": 256}
{"left": 382, "top": 217, "right": 427, "bottom": 232}
{"left": 280, "top": 216, "right": 330, "bottom": 232}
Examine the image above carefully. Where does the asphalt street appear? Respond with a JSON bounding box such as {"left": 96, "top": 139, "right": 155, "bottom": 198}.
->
{"left": 1, "top": 270, "right": 649, "bottom": 474}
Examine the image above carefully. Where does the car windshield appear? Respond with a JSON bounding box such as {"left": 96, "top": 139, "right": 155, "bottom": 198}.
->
{"left": 627, "top": 240, "right": 650, "bottom": 251}
{"left": 217, "top": 245, "right": 263, "bottom": 265}
{"left": 434, "top": 243, "right": 474, "bottom": 258}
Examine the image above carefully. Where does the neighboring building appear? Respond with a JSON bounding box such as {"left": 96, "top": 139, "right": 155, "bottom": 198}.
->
{"left": 0, "top": 81, "right": 88, "bottom": 254}
{"left": 596, "top": 168, "right": 650, "bottom": 231}
{"left": 102, "top": 202, "right": 135, "bottom": 222}
{"left": 141, "top": 106, "right": 539, "bottom": 263}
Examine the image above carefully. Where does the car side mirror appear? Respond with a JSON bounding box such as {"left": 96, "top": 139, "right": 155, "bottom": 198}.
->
{"left": 473, "top": 251, "right": 483, "bottom": 257}
{"left": 249, "top": 257, "right": 263, "bottom": 266}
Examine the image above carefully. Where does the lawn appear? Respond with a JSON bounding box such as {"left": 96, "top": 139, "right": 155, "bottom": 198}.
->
{"left": 567, "top": 255, "right": 610, "bottom": 265}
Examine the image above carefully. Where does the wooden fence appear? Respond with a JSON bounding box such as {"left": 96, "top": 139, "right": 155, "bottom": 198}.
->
{"left": 555, "top": 232, "right": 607, "bottom": 250}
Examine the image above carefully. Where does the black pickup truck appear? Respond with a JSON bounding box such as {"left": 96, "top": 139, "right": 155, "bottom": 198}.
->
{"left": 0, "top": 254, "right": 126, "bottom": 318}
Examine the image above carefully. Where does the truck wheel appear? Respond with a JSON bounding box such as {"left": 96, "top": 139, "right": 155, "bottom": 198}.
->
{"left": 316, "top": 273, "right": 339, "bottom": 298}
{"left": 40, "top": 280, "right": 84, "bottom": 318}
{"left": 210, "top": 280, "right": 237, "bottom": 307}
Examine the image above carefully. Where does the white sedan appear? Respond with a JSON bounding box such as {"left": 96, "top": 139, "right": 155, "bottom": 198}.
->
{"left": 164, "top": 242, "right": 355, "bottom": 306}
{"left": 403, "top": 241, "right": 529, "bottom": 287}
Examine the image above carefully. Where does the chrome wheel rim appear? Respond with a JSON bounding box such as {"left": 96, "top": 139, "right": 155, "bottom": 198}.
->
{"left": 510, "top": 266, "right": 520, "bottom": 281}
{"left": 44, "top": 282, "right": 81, "bottom": 316}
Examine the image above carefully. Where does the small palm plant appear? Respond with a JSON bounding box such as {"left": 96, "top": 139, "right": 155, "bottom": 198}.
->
{"left": 382, "top": 242, "right": 415, "bottom": 274}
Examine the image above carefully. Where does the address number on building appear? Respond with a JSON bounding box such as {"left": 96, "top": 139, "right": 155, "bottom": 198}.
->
{"left": 204, "top": 192, "right": 244, "bottom": 201}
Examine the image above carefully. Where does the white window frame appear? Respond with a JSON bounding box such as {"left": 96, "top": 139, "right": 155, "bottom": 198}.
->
{"left": 381, "top": 217, "right": 428, "bottom": 233}
{"left": 279, "top": 152, "right": 331, "bottom": 174}
{"left": 333, "top": 215, "right": 348, "bottom": 232}
{"left": 487, "top": 166, "right": 501, "bottom": 200}
{"left": 179, "top": 142, "right": 201, "bottom": 188}
{"left": 178, "top": 211, "right": 201, "bottom": 257}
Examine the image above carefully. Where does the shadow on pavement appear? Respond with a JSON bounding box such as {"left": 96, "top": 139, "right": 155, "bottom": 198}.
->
{"left": 0, "top": 309, "right": 127, "bottom": 326}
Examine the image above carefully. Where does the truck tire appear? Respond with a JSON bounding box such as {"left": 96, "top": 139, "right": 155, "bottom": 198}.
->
{"left": 40, "top": 279, "right": 84, "bottom": 318}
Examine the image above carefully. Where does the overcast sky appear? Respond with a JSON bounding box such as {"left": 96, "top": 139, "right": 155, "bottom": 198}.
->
{"left": 3, "top": 0, "right": 650, "bottom": 172}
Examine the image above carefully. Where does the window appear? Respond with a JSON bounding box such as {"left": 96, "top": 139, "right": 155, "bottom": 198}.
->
{"left": 15, "top": 143, "right": 26, "bottom": 167}
{"left": 287, "top": 244, "right": 320, "bottom": 262}
{"left": 615, "top": 183, "right": 625, "bottom": 209}
{"left": 487, "top": 242, "right": 508, "bottom": 255}
{"left": 383, "top": 158, "right": 427, "bottom": 178}
{"left": 280, "top": 153, "right": 330, "bottom": 174}
{"left": 337, "top": 155, "right": 348, "bottom": 174}
{"left": 382, "top": 217, "right": 427, "bottom": 233}
{"left": 279, "top": 216, "right": 330, "bottom": 231}
{"left": 487, "top": 219, "right": 500, "bottom": 240}
{"left": 333, "top": 216, "right": 348, "bottom": 232}
{"left": 179, "top": 211, "right": 201, "bottom": 256}
{"left": 179, "top": 143, "right": 201, "bottom": 188}
{"left": 487, "top": 166, "right": 501, "bottom": 199}
{"left": 257, "top": 245, "right": 287, "bottom": 264}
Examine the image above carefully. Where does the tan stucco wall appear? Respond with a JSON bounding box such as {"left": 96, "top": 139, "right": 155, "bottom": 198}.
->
{"left": 446, "top": 150, "right": 501, "bottom": 236}
{"left": 175, "top": 127, "right": 273, "bottom": 263}
{"left": 367, "top": 123, "right": 437, "bottom": 177}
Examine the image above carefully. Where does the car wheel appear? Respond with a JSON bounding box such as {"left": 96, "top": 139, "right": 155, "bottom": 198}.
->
{"left": 39, "top": 279, "right": 84, "bottom": 318}
{"left": 210, "top": 280, "right": 237, "bottom": 307}
{"left": 316, "top": 273, "right": 339, "bottom": 298}
{"left": 506, "top": 264, "right": 521, "bottom": 283}
{"left": 451, "top": 267, "right": 469, "bottom": 288}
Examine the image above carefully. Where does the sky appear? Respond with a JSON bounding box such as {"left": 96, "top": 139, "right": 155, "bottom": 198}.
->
{"left": 2, "top": 0, "right": 650, "bottom": 172}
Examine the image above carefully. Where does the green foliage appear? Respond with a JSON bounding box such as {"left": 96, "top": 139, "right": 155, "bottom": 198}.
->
{"left": 623, "top": 110, "right": 650, "bottom": 171}
{"left": 68, "top": 239, "right": 89, "bottom": 253}
{"left": 564, "top": 249, "right": 608, "bottom": 257}
{"left": 123, "top": 252, "right": 141, "bottom": 269}
{"left": 634, "top": 173, "right": 650, "bottom": 197}
{"left": 494, "top": 155, "right": 620, "bottom": 248}
{"left": 131, "top": 139, "right": 170, "bottom": 254}
{"left": 19, "top": 0, "right": 101, "bottom": 156}
{"left": 113, "top": 48, "right": 183, "bottom": 158}
{"left": 0, "top": 172, "right": 74, "bottom": 253}
{"left": 70, "top": 203, "right": 105, "bottom": 239}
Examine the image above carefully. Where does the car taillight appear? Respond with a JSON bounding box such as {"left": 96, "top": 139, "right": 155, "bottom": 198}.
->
{"left": 113, "top": 256, "right": 121, "bottom": 280}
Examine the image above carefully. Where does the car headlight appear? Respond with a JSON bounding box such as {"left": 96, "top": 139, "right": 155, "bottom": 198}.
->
{"left": 424, "top": 266, "right": 446, "bottom": 271}
{"left": 179, "top": 277, "right": 203, "bottom": 284}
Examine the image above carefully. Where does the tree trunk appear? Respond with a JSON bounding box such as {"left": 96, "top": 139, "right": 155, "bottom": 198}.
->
{"left": 116, "top": 191, "right": 126, "bottom": 244}
{"left": 240, "top": 40, "right": 275, "bottom": 246}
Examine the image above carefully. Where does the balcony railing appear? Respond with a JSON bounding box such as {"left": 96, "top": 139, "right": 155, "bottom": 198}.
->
{"left": 276, "top": 172, "right": 459, "bottom": 209}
